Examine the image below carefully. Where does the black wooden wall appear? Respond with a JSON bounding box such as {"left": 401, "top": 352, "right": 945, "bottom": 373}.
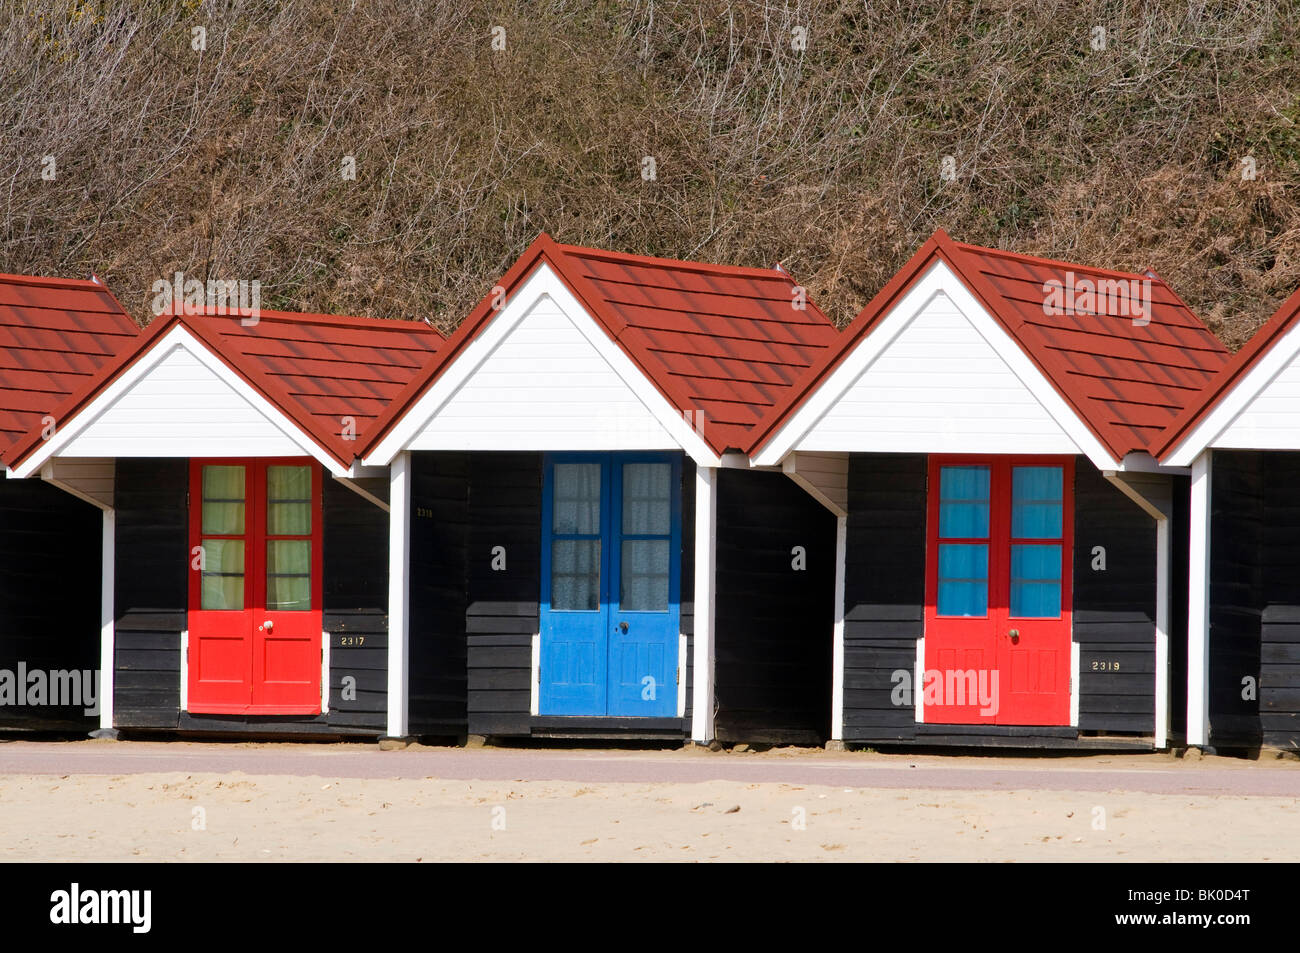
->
{"left": 1169, "top": 476, "right": 1191, "bottom": 743}
{"left": 1185, "top": 449, "right": 1300, "bottom": 750}
{"left": 1206, "top": 450, "right": 1264, "bottom": 746}
{"left": 841, "top": 453, "right": 1161, "bottom": 746}
{"left": 1073, "top": 463, "right": 1157, "bottom": 733}
{"left": 408, "top": 451, "right": 469, "bottom": 736}
{"left": 841, "top": 453, "right": 927, "bottom": 741}
{"left": 1259, "top": 452, "right": 1300, "bottom": 748}
{"left": 113, "top": 458, "right": 186, "bottom": 727}
{"left": 463, "top": 451, "right": 541, "bottom": 736}
{"left": 714, "top": 469, "right": 835, "bottom": 743}
{"left": 0, "top": 478, "right": 102, "bottom": 730}
{"left": 113, "top": 459, "right": 388, "bottom": 735}
{"left": 321, "top": 471, "right": 389, "bottom": 729}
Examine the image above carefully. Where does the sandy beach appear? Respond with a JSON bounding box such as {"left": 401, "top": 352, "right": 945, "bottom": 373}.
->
{"left": 1, "top": 742, "right": 1297, "bottom": 862}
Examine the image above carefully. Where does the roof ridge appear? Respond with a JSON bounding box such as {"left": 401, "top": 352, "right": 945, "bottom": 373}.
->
{"left": 0, "top": 272, "right": 113, "bottom": 291}
{"left": 557, "top": 242, "right": 804, "bottom": 283}
{"left": 186, "top": 307, "right": 442, "bottom": 336}
{"left": 954, "top": 240, "right": 1180, "bottom": 285}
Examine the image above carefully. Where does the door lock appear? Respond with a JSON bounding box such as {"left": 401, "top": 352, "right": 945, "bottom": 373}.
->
{"left": 1008, "top": 628, "right": 1019, "bottom": 643}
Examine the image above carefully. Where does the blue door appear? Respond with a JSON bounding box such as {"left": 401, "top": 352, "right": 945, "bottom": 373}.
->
{"left": 540, "top": 452, "right": 681, "bottom": 717}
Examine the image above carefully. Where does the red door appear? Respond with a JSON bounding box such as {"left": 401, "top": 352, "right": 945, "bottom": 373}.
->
{"left": 187, "top": 459, "right": 323, "bottom": 715}
{"left": 923, "top": 456, "right": 1073, "bottom": 726}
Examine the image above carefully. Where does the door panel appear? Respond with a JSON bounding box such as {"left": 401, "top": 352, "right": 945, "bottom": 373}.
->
{"left": 608, "top": 460, "right": 679, "bottom": 717}
{"left": 253, "top": 465, "right": 322, "bottom": 712}
{"left": 539, "top": 453, "right": 681, "bottom": 718}
{"left": 924, "top": 465, "right": 996, "bottom": 723}
{"left": 924, "top": 457, "right": 1073, "bottom": 726}
{"left": 997, "top": 464, "right": 1071, "bottom": 725}
{"left": 189, "top": 464, "right": 254, "bottom": 710}
{"left": 539, "top": 461, "right": 608, "bottom": 715}
{"left": 187, "top": 459, "right": 323, "bottom": 715}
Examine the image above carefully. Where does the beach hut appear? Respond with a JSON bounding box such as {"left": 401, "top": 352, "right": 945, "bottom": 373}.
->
{"left": 746, "top": 230, "right": 1229, "bottom": 750}
{"left": 4, "top": 304, "right": 443, "bottom": 737}
{"left": 0, "top": 273, "right": 138, "bottom": 730}
{"left": 1156, "top": 287, "right": 1300, "bottom": 752}
{"left": 363, "top": 234, "right": 841, "bottom": 744}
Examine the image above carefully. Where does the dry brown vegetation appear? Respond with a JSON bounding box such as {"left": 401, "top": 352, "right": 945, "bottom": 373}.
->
{"left": 1, "top": 0, "right": 1297, "bottom": 346}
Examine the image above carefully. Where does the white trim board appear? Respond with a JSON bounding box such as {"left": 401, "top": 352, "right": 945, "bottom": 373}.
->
{"left": 364, "top": 264, "right": 720, "bottom": 467}
{"left": 677, "top": 633, "right": 688, "bottom": 718}
{"left": 179, "top": 629, "right": 188, "bottom": 713}
{"left": 690, "top": 466, "right": 718, "bottom": 742}
{"left": 1166, "top": 318, "right": 1300, "bottom": 465}
{"left": 12, "top": 325, "right": 347, "bottom": 478}
{"left": 320, "top": 630, "right": 331, "bottom": 715}
{"left": 830, "top": 515, "right": 847, "bottom": 740}
{"left": 1187, "top": 452, "right": 1212, "bottom": 747}
{"left": 752, "top": 260, "right": 1118, "bottom": 470}
{"left": 99, "top": 509, "right": 115, "bottom": 732}
{"left": 386, "top": 451, "right": 412, "bottom": 738}
{"left": 1070, "top": 641, "right": 1080, "bottom": 729}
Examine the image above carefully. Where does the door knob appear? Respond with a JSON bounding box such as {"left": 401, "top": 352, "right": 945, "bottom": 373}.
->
{"left": 1008, "top": 628, "right": 1019, "bottom": 643}
{"left": 618, "top": 621, "right": 629, "bottom": 633}
{"left": 262, "top": 619, "right": 274, "bottom": 633}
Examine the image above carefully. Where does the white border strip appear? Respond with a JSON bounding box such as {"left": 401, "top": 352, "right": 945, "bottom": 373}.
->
{"left": 320, "top": 630, "right": 330, "bottom": 715}
{"left": 831, "top": 515, "right": 847, "bottom": 740}
{"left": 385, "top": 451, "right": 411, "bottom": 737}
{"left": 179, "top": 629, "right": 188, "bottom": 713}
{"left": 914, "top": 637, "right": 925, "bottom": 724}
{"left": 1070, "top": 640, "right": 1080, "bottom": 728}
{"left": 530, "top": 633, "right": 541, "bottom": 716}
{"left": 677, "top": 633, "right": 687, "bottom": 718}
{"left": 99, "top": 509, "right": 115, "bottom": 732}
{"left": 1187, "top": 451, "right": 1212, "bottom": 747}
{"left": 690, "top": 466, "right": 718, "bottom": 742}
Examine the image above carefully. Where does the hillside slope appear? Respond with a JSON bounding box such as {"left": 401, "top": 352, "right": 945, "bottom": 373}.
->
{"left": 2, "top": 0, "right": 1296, "bottom": 346}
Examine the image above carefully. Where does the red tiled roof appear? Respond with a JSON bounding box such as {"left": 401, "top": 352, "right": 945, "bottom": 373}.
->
{"left": 366, "top": 233, "right": 840, "bottom": 456}
{"left": 1153, "top": 286, "right": 1300, "bottom": 461}
{"left": 3, "top": 305, "right": 443, "bottom": 470}
{"left": 747, "top": 229, "right": 1230, "bottom": 463}
{"left": 0, "top": 273, "right": 138, "bottom": 457}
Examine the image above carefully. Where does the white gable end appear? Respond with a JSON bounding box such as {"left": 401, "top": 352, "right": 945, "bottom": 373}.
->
{"left": 1164, "top": 317, "right": 1300, "bottom": 465}
{"left": 55, "top": 331, "right": 317, "bottom": 460}
{"left": 404, "top": 274, "right": 679, "bottom": 453}
{"left": 1210, "top": 353, "right": 1300, "bottom": 450}
{"left": 794, "top": 270, "right": 1083, "bottom": 456}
